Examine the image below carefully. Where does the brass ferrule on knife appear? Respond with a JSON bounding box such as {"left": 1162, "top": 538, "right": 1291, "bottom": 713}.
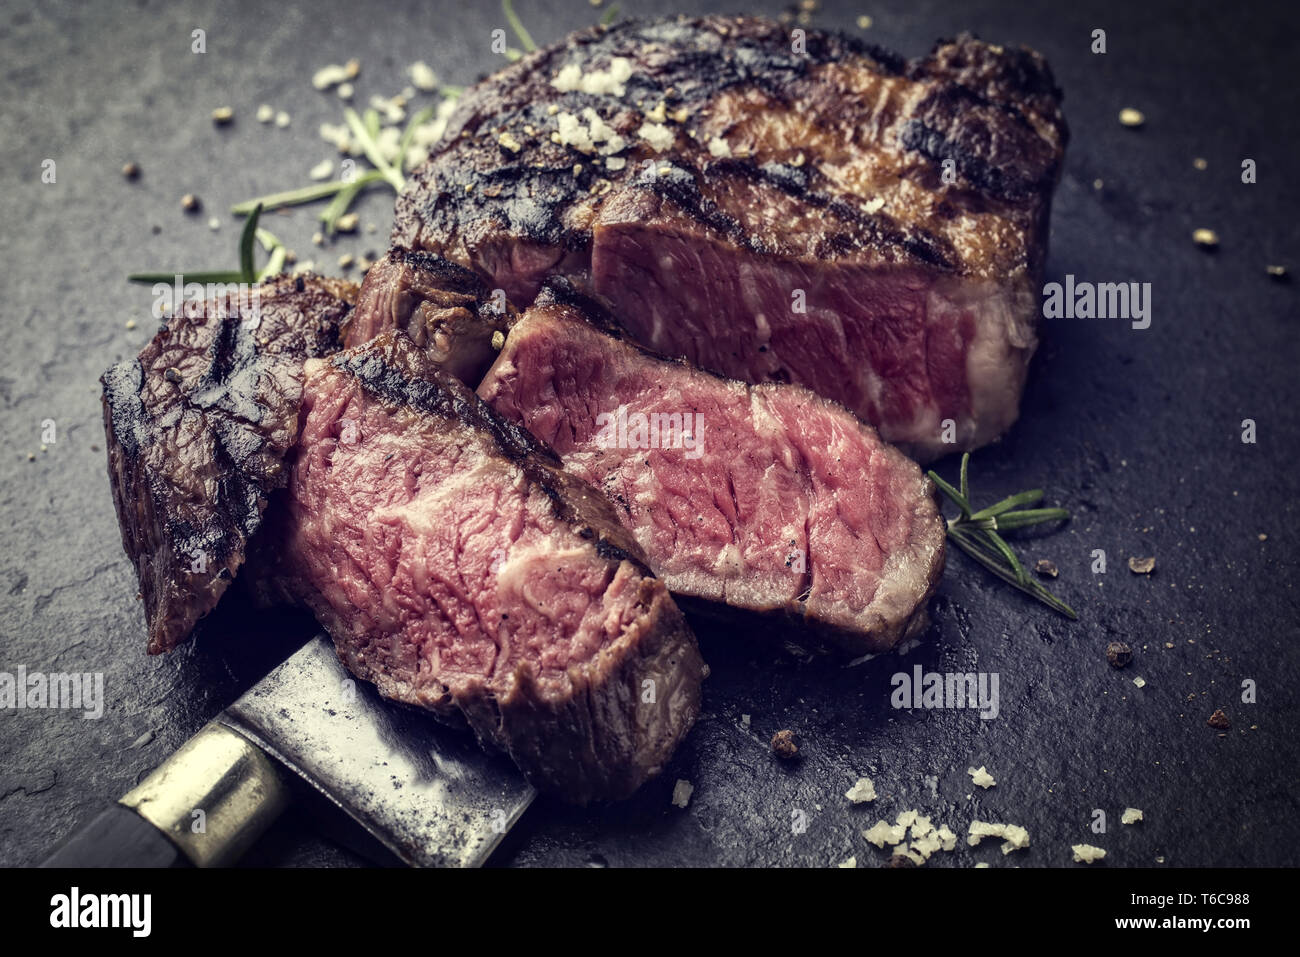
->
{"left": 120, "top": 723, "right": 291, "bottom": 868}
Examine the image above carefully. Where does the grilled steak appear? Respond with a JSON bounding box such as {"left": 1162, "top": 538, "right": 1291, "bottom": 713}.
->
{"left": 101, "top": 274, "right": 355, "bottom": 654}
{"left": 394, "top": 16, "right": 1066, "bottom": 462}
{"left": 478, "top": 281, "right": 946, "bottom": 654}
{"left": 274, "top": 331, "right": 707, "bottom": 801}
{"left": 343, "top": 247, "right": 511, "bottom": 382}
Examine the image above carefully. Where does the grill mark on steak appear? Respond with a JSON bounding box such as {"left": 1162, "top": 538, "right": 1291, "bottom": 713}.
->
{"left": 394, "top": 16, "right": 1065, "bottom": 462}
{"left": 396, "top": 17, "right": 1062, "bottom": 282}
{"left": 101, "top": 274, "right": 356, "bottom": 653}
{"left": 478, "top": 283, "right": 946, "bottom": 654}
{"left": 275, "top": 331, "right": 706, "bottom": 801}
{"left": 617, "top": 158, "right": 957, "bottom": 269}
{"left": 899, "top": 85, "right": 1061, "bottom": 202}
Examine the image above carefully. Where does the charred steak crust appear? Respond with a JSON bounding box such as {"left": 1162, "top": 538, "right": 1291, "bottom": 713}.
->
{"left": 479, "top": 283, "right": 947, "bottom": 654}
{"left": 395, "top": 16, "right": 1064, "bottom": 282}
{"left": 343, "top": 248, "right": 512, "bottom": 384}
{"left": 284, "top": 332, "right": 706, "bottom": 801}
{"left": 394, "top": 16, "right": 1065, "bottom": 462}
{"left": 101, "top": 274, "right": 355, "bottom": 653}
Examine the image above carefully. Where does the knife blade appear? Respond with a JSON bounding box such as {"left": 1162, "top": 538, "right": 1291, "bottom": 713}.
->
{"left": 41, "top": 635, "right": 536, "bottom": 868}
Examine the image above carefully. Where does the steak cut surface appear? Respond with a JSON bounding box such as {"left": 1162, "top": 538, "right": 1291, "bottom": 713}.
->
{"left": 394, "top": 15, "right": 1067, "bottom": 461}
{"left": 101, "top": 274, "right": 356, "bottom": 653}
{"left": 478, "top": 282, "right": 947, "bottom": 654}
{"left": 343, "top": 247, "right": 510, "bottom": 383}
{"left": 276, "top": 331, "right": 706, "bottom": 801}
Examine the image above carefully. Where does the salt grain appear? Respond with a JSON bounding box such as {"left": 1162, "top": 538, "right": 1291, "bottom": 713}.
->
{"left": 1119, "top": 108, "right": 1145, "bottom": 127}
{"left": 410, "top": 61, "right": 438, "bottom": 91}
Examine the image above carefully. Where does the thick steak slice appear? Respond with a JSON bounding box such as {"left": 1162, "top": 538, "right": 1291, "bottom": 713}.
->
{"left": 342, "top": 247, "right": 510, "bottom": 382}
{"left": 101, "top": 274, "right": 355, "bottom": 654}
{"left": 477, "top": 283, "right": 946, "bottom": 654}
{"left": 278, "top": 331, "right": 706, "bottom": 801}
{"left": 394, "top": 16, "right": 1067, "bottom": 462}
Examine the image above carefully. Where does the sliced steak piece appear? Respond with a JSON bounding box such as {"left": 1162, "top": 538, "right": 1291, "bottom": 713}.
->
{"left": 343, "top": 248, "right": 511, "bottom": 383}
{"left": 477, "top": 283, "right": 946, "bottom": 654}
{"left": 276, "top": 331, "right": 706, "bottom": 802}
{"left": 394, "top": 16, "right": 1066, "bottom": 462}
{"left": 101, "top": 274, "right": 355, "bottom": 654}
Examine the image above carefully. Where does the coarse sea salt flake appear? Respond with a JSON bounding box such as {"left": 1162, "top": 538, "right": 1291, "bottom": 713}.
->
{"left": 845, "top": 777, "right": 876, "bottom": 804}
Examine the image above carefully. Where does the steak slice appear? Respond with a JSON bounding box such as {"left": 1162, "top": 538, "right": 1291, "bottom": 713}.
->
{"left": 394, "top": 16, "right": 1067, "bottom": 462}
{"left": 342, "top": 247, "right": 511, "bottom": 382}
{"left": 276, "top": 331, "right": 706, "bottom": 801}
{"left": 101, "top": 274, "right": 355, "bottom": 654}
{"left": 477, "top": 282, "right": 947, "bottom": 654}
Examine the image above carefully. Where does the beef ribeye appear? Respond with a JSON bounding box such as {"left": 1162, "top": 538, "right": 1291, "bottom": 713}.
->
{"left": 101, "top": 274, "right": 355, "bottom": 653}
{"left": 275, "top": 331, "right": 707, "bottom": 801}
{"left": 343, "top": 247, "right": 511, "bottom": 384}
{"left": 478, "top": 281, "right": 946, "bottom": 654}
{"left": 394, "top": 16, "right": 1067, "bottom": 461}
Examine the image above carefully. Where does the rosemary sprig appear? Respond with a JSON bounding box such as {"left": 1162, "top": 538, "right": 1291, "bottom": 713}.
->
{"left": 343, "top": 108, "right": 404, "bottom": 191}
{"left": 129, "top": 204, "right": 288, "bottom": 285}
{"left": 928, "top": 453, "right": 1077, "bottom": 619}
{"left": 601, "top": 3, "right": 621, "bottom": 26}
{"left": 232, "top": 97, "right": 435, "bottom": 232}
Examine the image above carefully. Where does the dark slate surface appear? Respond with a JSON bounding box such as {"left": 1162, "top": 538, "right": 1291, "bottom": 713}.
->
{"left": 0, "top": 0, "right": 1296, "bottom": 868}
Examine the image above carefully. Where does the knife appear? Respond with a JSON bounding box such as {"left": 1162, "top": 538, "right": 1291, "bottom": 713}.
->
{"left": 40, "top": 635, "right": 536, "bottom": 867}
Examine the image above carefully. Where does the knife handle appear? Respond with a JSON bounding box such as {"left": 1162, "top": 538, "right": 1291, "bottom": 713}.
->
{"left": 41, "top": 723, "right": 291, "bottom": 868}
{"left": 40, "top": 804, "right": 188, "bottom": 868}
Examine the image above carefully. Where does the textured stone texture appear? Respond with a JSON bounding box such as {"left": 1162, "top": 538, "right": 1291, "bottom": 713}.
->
{"left": 0, "top": 0, "right": 1295, "bottom": 867}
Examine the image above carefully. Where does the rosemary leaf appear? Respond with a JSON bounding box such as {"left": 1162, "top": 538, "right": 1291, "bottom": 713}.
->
{"left": 984, "top": 529, "right": 1027, "bottom": 584}
{"left": 343, "top": 108, "right": 404, "bottom": 191}
{"left": 397, "top": 105, "right": 436, "bottom": 174}
{"left": 128, "top": 271, "right": 245, "bottom": 284}
{"left": 319, "top": 178, "right": 366, "bottom": 234}
{"left": 601, "top": 3, "right": 620, "bottom": 25}
{"left": 959, "top": 452, "right": 970, "bottom": 504}
{"left": 992, "top": 508, "right": 1071, "bottom": 531}
{"left": 971, "top": 488, "right": 1045, "bottom": 521}
{"left": 949, "top": 529, "right": 1078, "bottom": 619}
{"left": 928, "top": 470, "right": 971, "bottom": 518}
{"left": 256, "top": 244, "right": 287, "bottom": 281}
{"left": 255, "top": 227, "right": 282, "bottom": 253}
{"left": 231, "top": 179, "right": 364, "bottom": 215}
{"left": 238, "top": 204, "right": 262, "bottom": 283}
{"left": 502, "top": 0, "right": 537, "bottom": 52}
